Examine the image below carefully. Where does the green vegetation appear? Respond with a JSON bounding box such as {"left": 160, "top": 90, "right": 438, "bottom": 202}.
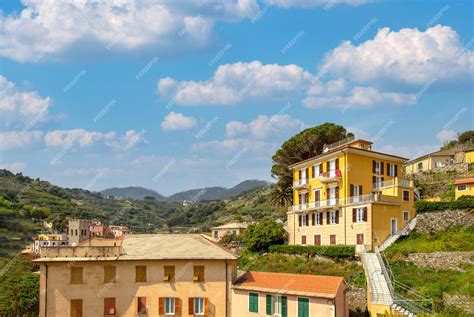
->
{"left": 242, "top": 219, "right": 287, "bottom": 252}
{"left": 0, "top": 257, "right": 39, "bottom": 316}
{"left": 270, "top": 123, "right": 353, "bottom": 205}
{"left": 385, "top": 227, "right": 474, "bottom": 258}
{"left": 414, "top": 196, "right": 474, "bottom": 212}
{"left": 238, "top": 252, "right": 365, "bottom": 288}
{"left": 269, "top": 244, "right": 355, "bottom": 260}
{"left": 440, "top": 130, "right": 474, "bottom": 150}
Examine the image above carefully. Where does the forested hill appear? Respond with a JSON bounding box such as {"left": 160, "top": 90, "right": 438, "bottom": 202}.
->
{"left": 0, "top": 169, "right": 283, "bottom": 257}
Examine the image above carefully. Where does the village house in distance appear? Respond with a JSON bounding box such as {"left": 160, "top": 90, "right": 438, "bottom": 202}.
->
{"left": 34, "top": 234, "right": 348, "bottom": 317}
{"left": 210, "top": 222, "right": 247, "bottom": 241}
{"left": 287, "top": 137, "right": 415, "bottom": 251}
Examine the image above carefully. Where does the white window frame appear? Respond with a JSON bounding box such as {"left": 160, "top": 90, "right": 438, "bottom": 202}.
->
{"left": 329, "top": 211, "right": 337, "bottom": 225}
{"left": 388, "top": 163, "right": 395, "bottom": 176}
{"left": 403, "top": 211, "right": 409, "bottom": 222}
{"left": 300, "top": 168, "right": 307, "bottom": 184}
{"left": 316, "top": 213, "right": 321, "bottom": 225}
{"left": 313, "top": 164, "right": 320, "bottom": 177}
{"left": 356, "top": 208, "right": 365, "bottom": 223}
{"left": 329, "top": 159, "right": 336, "bottom": 177}
{"left": 458, "top": 185, "right": 467, "bottom": 191}
{"left": 165, "top": 297, "right": 175, "bottom": 315}
{"left": 375, "top": 161, "right": 382, "bottom": 174}
{"left": 194, "top": 297, "right": 204, "bottom": 315}
{"left": 272, "top": 295, "right": 283, "bottom": 316}
{"left": 301, "top": 214, "right": 307, "bottom": 227}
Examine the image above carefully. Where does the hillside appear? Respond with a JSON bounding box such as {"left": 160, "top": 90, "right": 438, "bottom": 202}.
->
{"left": 0, "top": 170, "right": 280, "bottom": 257}
{"left": 100, "top": 186, "right": 166, "bottom": 201}
{"left": 101, "top": 179, "right": 269, "bottom": 202}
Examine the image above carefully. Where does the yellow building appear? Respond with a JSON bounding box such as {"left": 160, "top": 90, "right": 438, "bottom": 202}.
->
{"left": 404, "top": 147, "right": 456, "bottom": 175}
{"left": 35, "top": 234, "right": 238, "bottom": 317}
{"left": 454, "top": 178, "right": 474, "bottom": 199}
{"left": 288, "top": 138, "right": 415, "bottom": 251}
{"left": 232, "top": 271, "right": 348, "bottom": 317}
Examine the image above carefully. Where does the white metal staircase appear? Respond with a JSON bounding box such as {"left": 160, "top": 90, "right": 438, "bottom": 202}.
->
{"left": 379, "top": 217, "right": 418, "bottom": 251}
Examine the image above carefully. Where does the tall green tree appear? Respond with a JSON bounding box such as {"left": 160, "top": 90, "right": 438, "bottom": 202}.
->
{"left": 242, "top": 219, "right": 287, "bottom": 252}
{"left": 271, "top": 123, "right": 353, "bottom": 204}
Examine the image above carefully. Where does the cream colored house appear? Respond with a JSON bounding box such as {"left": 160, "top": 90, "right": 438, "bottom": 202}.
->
{"left": 288, "top": 138, "right": 415, "bottom": 251}
{"left": 232, "top": 271, "right": 348, "bottom": 317}
{"left": 404, "top": 147, "right": 456, "bottom": 175}
{"left": 211, "top": 223, "right": 248, "bottom": 241}
{"left": 35, "top": 234, "right": 238, "bottom": 317}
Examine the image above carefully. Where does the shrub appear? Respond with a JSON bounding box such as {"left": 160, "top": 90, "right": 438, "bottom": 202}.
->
{"left": 268, "top": 244, "right": 355, "bottom": 259}
{"left": 242, "top": 219, "right": 287, "bottom": 252}
{"left": 415, "top": 198, "right": 474, "bottom": 213}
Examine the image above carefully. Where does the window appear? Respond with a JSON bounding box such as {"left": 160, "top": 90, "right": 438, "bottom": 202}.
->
{"left": 70, "top": 267, "right": 83, "bottom": 284}
{"left": 357, "top": 234, "right": 364, "bottom": 245}
{"left": 403, "top": 211, "right": 409, "bottom": 221}
{"left": 316, "top": 213, "right": 321, "bottom": 225}
{"left": 313, "top": 164, "right": 321, "bottom": 177}
{"left": 70, "top": 299, "right": 83, "bottom": 317}
{"left": 314, "top": 235, "right": 321, "bottom": 246}
{"left": 387, "top": 163, "right": 396, "bottom": 176}
{"left": 104, "top": 298, "right": 116, "bottom": 316}
{"left": 353, "top": 207, "right": 366, "bottom": 223}
{"left": 266, "top": 295, "right": 287, "bottom": 316}
{"left": 301, "top": 214, "right": 307, "bottom": 226}
{"left": 458, "top": 185, "right": 467, "bottom": 191}
{"left": 104, "top": 266, "right": 116, "bottom": 283}
{"left": 417, "top": 162, "right": 423, "bottom": 170}
{"left": 137, "top": 297, "right": 147, "bottom": 315}
{"left": 193, "top": 266, "right": 204, "bottom": 282}
{"left": 232, "top": 229, "right": 237, "bottom": 235}
{"left": 135, "top": 266, "right": 147, "bottom": 282}
{"left": 194, "top": 297, "right": 205, "bottom": 315}
{"left": 249, "top": 293, "right": 259, "bottom": 313}
{"left": 75, "top": 229, "right": 78, "bottom": 236}
{"left": 329, "top": 211, "right": 337, "bottom": 224}
{"left": 330, "top": 235, "right": 336, "bottom": 245}
{"left": 403, "top": 190, "right": 410, "bottom": 202}
{"left": 375, "top": 161, "right": 382, "bottom": 174}
{"left": 165, "top": 297, "right": 175, "bottom": 315}
{"left": 301, "top": 235, "right": 306, "bottom": 245}
{"left": 213, "top": 230, "right": 218, "bottom": 238}
{"left": 164, "top": 266, "right": 175, "bottom": 282}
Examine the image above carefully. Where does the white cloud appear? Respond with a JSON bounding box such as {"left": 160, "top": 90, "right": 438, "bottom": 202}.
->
{"left": 376, "top": 144, "right": 440, "bottom": 160}
{"left": 0, "top": 130, "right": 43, "bottom": 150}
{"left": 436, "top": 129, "right": 457, "bottom": 143}
{"left": 0, "top": 0, "right": 259, "bottom": 62}
{"left": 44, "top": 129, "right": 116, "bottom": 148}
{"left": 0, "top": 162, "right": 26, "bottom": 173}
{"left": 59, "top": 167, "right": 115, "bottom": 177}
{"left": 226, "top": 114, "right": 305, "bottom": 138}
{"left": 320, "top": 25, "right": 473, "bottom": 86}
{"left": 158, "top": 61, "right": 314, "bottom": 106}
{"left": 265, "top": 0, "right": 374, "bottom": 8}
{"left": 161, "top": 112, "right": 197, "bottom": 132}
{"left": 0, "top": 75, "right": 52, "bottom": 128}
{"left": 303, "top": 85, "right": 416, "bottom": 108}
{"left": 192, "top": 138, "right": 270, "bottom": 153}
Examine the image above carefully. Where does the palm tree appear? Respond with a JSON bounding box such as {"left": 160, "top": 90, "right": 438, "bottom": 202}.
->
{"left": 269, "top": 185, "right": 292, "bottom": 207}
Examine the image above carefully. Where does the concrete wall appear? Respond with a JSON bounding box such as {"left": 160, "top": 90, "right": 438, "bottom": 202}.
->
{"left": 39, "top": 259, "right": 236, "bottom": 317}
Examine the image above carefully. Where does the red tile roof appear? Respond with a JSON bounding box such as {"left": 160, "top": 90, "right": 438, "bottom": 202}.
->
{"left": 233, "top": 271, "right": 345, "bottom": 298}
{"left": 454, "top": 178, "right": 474, "bottom": 185}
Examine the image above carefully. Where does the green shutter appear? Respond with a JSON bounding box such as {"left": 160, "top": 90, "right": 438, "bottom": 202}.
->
{"left": 281, "top": 296, "right": 287, "bottom": 317}
{"left": 298, "top": 298, "right": 309, "bottom": 317}
{"left": 266, "top": 295, "right": 273, "bottom": 315}
{"left": 249, "top": 293, "right": 258, "bottom": 313}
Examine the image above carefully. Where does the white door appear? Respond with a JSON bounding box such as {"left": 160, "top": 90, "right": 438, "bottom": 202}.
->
{"left": 353, "top": 185, "right": 360, "bottom": 202}
{"left": 329, "top": 160, "right": 336, "bottom": 177}
{"left": 329, "top": 187, "right": 336, "bottom": 205}
{"left": 391, "top": 218, "right": 397, "bottom": 235}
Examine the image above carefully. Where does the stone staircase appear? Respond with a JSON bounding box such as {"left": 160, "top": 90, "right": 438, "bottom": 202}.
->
{"left": 379, "top": 217, "right": 418, "bottom": 252}
{"left": 362, "top": 247, "right": 433, "bottom": 317}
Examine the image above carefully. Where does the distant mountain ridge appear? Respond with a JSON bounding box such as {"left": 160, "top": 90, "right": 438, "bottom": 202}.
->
{"left": 100, "top": 179, "right": 270, "bottom": 201}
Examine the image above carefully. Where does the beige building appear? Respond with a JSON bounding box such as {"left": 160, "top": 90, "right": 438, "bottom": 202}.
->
{"left": 288, "top": 138, "right": 415, "bottom": 251}
{"left": 68, "top": 219, "right": 92, "bottom": 246}
{"left": 35, "top": 234, "right": 238, "bottom": 317}
{"left": 232, "top": 271, "right": 348, "bottom": 317}
{"left": 404, "top": 147, "right": 456, "bottom": 175}
{"left": 210, "top": 223, "right": 247, "bottom": 241}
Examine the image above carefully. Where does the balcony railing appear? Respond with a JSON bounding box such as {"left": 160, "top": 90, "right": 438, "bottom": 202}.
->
{"left": 293, "top": 178, "right": 308, "bottom": 187}
{"left": 290, "top": 199, "right": 339, "bottom": 212}
{"left": 372, "top": 178, "right": 413, "bottom": 190}
{"left": 320, "top": 169, "right": 342, "bottom": 183}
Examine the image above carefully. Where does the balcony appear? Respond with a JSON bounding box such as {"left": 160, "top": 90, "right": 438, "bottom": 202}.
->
{"left": 289, "top": 199, "right": 340, "bottom": 212}
{"left": 372, "top": 178, "right": 413, "bottom": 190}
{"left": 293, "top": 178, "right": 309, "bottom": 189}
{"left": 319, "top": 169, "right": 342, "bottom": 183}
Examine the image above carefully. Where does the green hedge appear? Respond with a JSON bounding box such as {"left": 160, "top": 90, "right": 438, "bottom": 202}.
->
{"left": 415, "top": 196, "right": 474, "bottom": 213}
{"left": 268, "top": 245, "right": 355, "bottom": 259}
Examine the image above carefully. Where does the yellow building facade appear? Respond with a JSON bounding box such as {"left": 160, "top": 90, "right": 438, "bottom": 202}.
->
{"left": 288, "top": 139, "right": 415, "bottom": 250}
{"left": 454, "top": 178, "right": 474, "bottom": 199}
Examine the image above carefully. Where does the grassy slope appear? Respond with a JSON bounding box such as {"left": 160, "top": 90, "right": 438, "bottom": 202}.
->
{"left": 385, "top": 226, "right": 474, "bottom": 314}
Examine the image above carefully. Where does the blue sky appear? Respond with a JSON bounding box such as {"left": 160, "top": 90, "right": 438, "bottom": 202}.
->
{"left": 0, "top": 0, "right": 473, "bottom": 195}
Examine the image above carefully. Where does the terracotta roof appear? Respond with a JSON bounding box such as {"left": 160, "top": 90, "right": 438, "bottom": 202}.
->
{"left": 454, "top": 178, "right": 474, "bottom": 185}
{"left": 211, "top": 222, "right": 248, "bottom": 230}
{"left": 232, "top": 271, "right": 345, "bottom": 299}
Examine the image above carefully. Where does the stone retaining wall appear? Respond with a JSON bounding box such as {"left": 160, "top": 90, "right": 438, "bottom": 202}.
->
{"left": 415, "top": 209, "right": 473, "bottom": 235}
